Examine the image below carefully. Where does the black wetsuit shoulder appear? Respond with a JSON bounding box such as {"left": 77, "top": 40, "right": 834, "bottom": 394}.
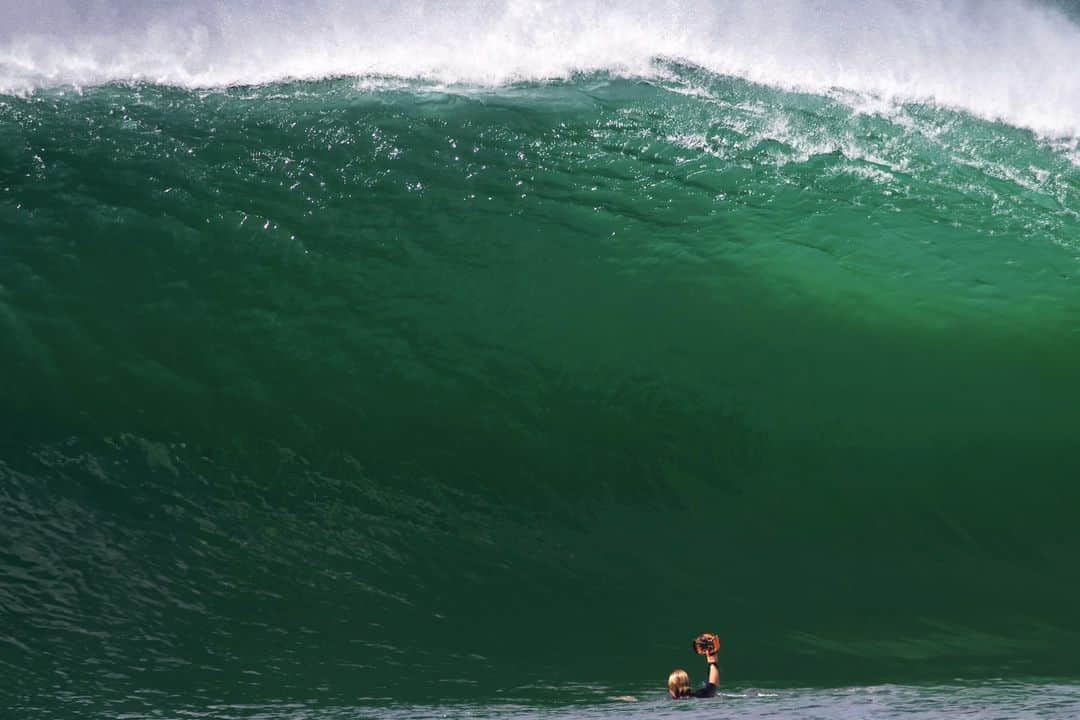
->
{"left": 691, "top": 682, "right": 718, "bottom": 698}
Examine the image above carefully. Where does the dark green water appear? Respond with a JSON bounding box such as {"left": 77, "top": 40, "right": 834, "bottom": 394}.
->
{"left": 2, "top": 65, "right": 1080, "bottom": 717}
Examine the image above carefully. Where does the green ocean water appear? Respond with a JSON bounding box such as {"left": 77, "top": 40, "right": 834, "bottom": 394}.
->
{"left": 2, "top": 59, "right": 1080, "bottom": 717}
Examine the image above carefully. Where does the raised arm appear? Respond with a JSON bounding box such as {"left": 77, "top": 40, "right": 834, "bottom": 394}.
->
{"left": 705, "top": 652, "right": 720, "bottom": 687}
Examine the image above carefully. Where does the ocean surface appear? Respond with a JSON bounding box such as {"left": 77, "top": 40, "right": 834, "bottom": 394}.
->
{"left": 2, "top": 1, "right": 1080, "bottom": 717}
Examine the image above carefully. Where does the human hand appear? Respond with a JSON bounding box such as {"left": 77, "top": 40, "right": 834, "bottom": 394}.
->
{"left": 706, "top": 653, "right": 718, "bottom": 664}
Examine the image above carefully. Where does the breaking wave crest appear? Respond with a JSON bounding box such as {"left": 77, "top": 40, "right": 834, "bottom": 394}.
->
{"left": 2, "top": 0, "right": 1080, "bottom": 138}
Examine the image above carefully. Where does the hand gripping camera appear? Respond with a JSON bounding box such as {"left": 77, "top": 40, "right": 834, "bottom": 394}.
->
{"left": 693, "top": 633, "right": 722, "bottom": 656}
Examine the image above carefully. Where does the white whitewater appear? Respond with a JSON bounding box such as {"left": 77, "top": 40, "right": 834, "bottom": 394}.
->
{"left": 2, "top": 0, "right": 1079, "bottom": 138}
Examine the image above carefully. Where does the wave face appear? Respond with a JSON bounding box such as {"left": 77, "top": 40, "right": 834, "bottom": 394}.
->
{"left": 2, "top": 8, "right": 1080, "bottom": 717}
{"left": 3, "top": 0, "right": 1080, "bottom": 138}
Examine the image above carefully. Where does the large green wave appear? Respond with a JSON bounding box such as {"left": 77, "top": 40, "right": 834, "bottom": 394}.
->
{"left": 2, "top": 71, "right": 1079, "bottom": 712}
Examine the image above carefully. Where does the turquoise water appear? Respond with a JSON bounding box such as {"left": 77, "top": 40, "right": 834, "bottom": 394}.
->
{"left": 10, "top": 681, "right": 1080, "bottom": 719}
{"left": 314, "top": 683, "right": 1080, "bottom": 720}
{"left": 3, "top": 1, "right": 1080, "bottom": 717}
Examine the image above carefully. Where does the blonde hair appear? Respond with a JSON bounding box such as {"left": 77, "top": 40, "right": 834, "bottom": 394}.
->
{"left": 667, "top": 668, "right": 691, "bottom": 698}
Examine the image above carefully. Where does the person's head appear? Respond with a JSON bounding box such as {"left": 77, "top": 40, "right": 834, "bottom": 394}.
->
{"left": 667, "top": 668, "right": 691, "bottom": 698}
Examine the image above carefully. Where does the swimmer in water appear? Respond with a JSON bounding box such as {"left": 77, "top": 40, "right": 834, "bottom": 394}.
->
{"left": 668, "top": 634, "right": 720, "bottom": 699}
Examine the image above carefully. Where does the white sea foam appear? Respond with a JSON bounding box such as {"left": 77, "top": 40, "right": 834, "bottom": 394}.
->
{"left": 1, "top": 0, "right": 1079, "bottom": 139}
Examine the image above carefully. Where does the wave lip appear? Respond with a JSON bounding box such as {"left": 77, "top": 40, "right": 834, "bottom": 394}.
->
{"left": 2, "top": 0, "right": 1080, "bottom": 141}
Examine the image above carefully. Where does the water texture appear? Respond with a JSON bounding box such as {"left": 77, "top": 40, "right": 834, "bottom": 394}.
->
{"left": 2, "top": 1, "right": 1079, "bottom": 717}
